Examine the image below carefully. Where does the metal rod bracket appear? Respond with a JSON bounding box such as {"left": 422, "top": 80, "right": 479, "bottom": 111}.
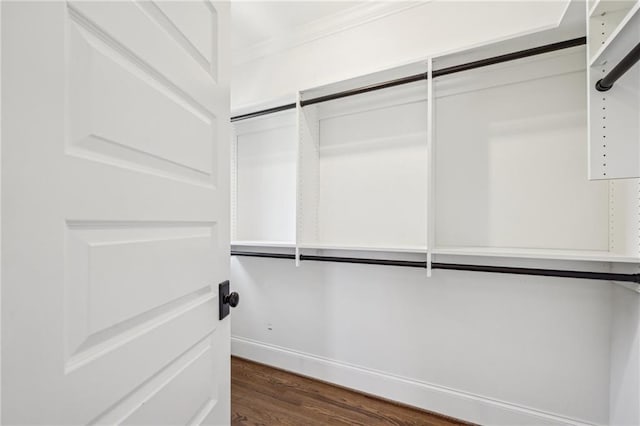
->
{"left": 595, "top": 79, "right": 613, "bottom": 92}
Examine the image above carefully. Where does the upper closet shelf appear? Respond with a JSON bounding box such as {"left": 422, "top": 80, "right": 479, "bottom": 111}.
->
{"left": 589, "top": 0, "right": 635, "bottom": 19}
{"left": 590, "top": 0, "right": 640, "bottom": 66}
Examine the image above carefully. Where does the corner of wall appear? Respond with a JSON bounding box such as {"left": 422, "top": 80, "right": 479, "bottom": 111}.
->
{"left": 609, "top": 285, "right": 640, "bottom": 426}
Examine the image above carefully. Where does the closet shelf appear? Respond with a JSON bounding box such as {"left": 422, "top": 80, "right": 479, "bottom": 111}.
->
{"left": 230, "top": 244, "right": 640, "bottom": 263}
{"left": 231, "top": 241, "right": 296, "bottom": 248}
{"left": 590, "top": 1, "right": 640, "bottom": 66}
{"left": 298, "top": 243, "right": 428, "bottom": 254}
{"left": 589, "top": 0, "right": 634, "bottom": 19}
{"left": 432, "top": 247, "right": 640, "bottom": 263}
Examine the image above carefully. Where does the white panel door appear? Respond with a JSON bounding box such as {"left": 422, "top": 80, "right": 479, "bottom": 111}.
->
{"left": 1, "top": 1, "right": 231, "bottom": 424}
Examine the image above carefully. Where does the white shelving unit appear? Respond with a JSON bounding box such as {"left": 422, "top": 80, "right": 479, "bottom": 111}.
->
{"left": 231, "top": 108, "right": 298, "bottom": 247}
{"left": 231, "top": 26, "right": 640, "bottom": 267}
{"left": 588, "top": 0, "right": 640, "bottom": 179}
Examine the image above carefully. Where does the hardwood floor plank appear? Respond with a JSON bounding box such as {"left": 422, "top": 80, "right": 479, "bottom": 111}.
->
{"left": 231, "top": 356, "right": 471, "bottom": 426}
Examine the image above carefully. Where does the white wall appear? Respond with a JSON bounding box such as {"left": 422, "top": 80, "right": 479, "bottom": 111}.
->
{"left": 230, "top": 1, "right": 640, "bottom": 424}
{"left": 232, "top": 257, "right": 616, "bottom": 425}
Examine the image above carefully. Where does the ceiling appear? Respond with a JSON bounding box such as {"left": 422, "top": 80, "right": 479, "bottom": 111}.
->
{"left": 231, "top": 1, "right": 362, "bottom": 52}
{"left": 230, "top": 1, "right": 585, "bottom": 61}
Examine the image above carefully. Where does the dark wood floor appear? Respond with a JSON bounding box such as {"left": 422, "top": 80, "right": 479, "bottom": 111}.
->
{"left": 231, "top": 357, "right": 469, "bottom": 426}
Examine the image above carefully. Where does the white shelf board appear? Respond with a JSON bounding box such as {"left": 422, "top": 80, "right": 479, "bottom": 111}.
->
{"left": 298, "top": 243, "right": 428, "bottom": 254}
{"left": 590, "top": 1, "right": 640, "bottom": 66}
{"left": 231, "top": 94, "right": 297, "bottom": 118}
{"left": 231, "top": 241, "right": 296, "bottom": 248}
{"left": 589, "top": 0, "right": 634, "bottom": 19}
{"left": 432, "top": 247, "right": 640, "bottom": 263}
{"left": 589, "top": 0, "right": 603, "bottom": 17}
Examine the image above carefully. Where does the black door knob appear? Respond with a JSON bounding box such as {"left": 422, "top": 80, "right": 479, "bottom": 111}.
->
{"left": 224, "top": 292, "right": 240, "bottom": 308}
{"left": 218, "top": 281, "right": 238, "bottom": 320}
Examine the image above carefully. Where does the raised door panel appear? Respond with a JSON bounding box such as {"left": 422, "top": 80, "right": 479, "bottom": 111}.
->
{"left": 120, "top": 344, "right": 215, "bottom": 425}
{"left": 68, "top": 1, "right": 222, "bottom": 114}
{"left": 67, "top": 7, "right": 217, "bottom": 187}
{"left": 64, "top": 222, "right": 218, "bottom": 367}
{"left": 153, "top": 1, "right": 218, "bottom": 80}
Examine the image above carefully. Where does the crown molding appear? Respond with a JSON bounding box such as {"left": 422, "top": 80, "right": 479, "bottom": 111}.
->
{"left": 233, "top": 2, "right": 426, "bottom": 66}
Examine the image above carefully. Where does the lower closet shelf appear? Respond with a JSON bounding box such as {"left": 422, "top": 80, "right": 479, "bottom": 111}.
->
{"left": 432, "top": 247, "right": 640, "bottom": 264}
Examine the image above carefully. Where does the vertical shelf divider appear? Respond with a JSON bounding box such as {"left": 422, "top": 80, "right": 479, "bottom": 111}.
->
{"left": 297, "top": 92, "right": 321, "bottom": 260}
{"left": 295, "top": 92, "right": 302, "bottom": 266}
{"left": 230, "top": 121, "right": 238, "bottom": 242}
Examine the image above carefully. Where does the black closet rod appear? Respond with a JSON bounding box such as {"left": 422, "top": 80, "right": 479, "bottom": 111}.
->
{"left": 298, "top": 73, "right": 426, "bottom": 107}
{"left": 596, "top": 41, "right": 640, "bottom": 92}
{"left": 432, "top": 36, "right": 586, "bottom": 78}
{"left": 231, "top": 250, "right": 640, "bottom": 284}
{"left": 231, "top": 103, "right": 297, "bottom": 122}
{"left": 229, "top": 37, "right": 586, "bottom": 119}
{"left": 300, "top": 36, "right": 586, "bottom": 107}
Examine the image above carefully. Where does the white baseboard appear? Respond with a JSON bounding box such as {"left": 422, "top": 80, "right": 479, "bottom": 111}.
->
{"left": 232, "top": 336, "right": 598, "bottom": 426}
